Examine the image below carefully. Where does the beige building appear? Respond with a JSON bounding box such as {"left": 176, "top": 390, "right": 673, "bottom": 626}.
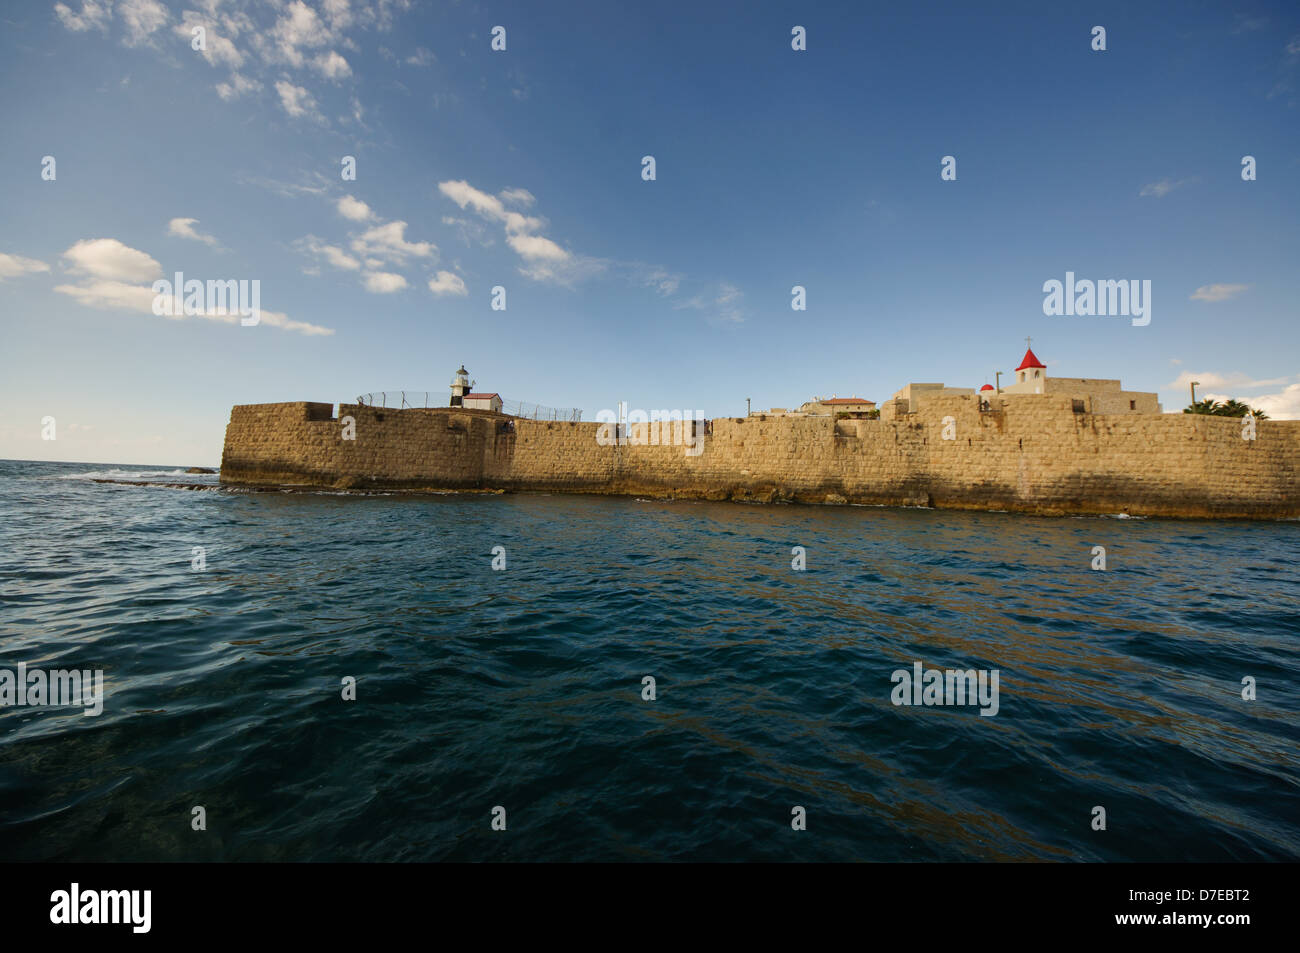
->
{"left": 887, "top": 347, "right": 1159, "bottom": 416}
{"left": 1000, "top": 347, "right": 1160, "bottom": 413}
{"left": 890, "top": 383, "right": 976, "bottom": 413}
{"left": 798, "top": 395, "right": 878, "bottom": 416}
{"left": 463, "top": 392, "right": 503, "bottom": 412}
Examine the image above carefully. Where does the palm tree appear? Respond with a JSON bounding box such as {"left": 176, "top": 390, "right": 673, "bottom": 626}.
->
{"left": 1183, "top": 397, "right": 1268, "bottom": 419}
{"left": 1215, "top": 399, "right": 1268, "bottom": 419}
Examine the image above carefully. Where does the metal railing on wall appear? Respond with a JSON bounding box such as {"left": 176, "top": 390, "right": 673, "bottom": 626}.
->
{"left": 355, "top": 392, "right": 581, "bottom": 421}
{"left": 355, "top": 392, "right": 435, "bottom": 409}
{"left": 499, "top": 399, "right": 582, "bottom": 421}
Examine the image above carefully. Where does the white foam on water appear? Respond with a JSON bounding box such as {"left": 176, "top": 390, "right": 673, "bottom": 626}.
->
{"left": 58, "top": 468, "right": 204, "bottom": 480}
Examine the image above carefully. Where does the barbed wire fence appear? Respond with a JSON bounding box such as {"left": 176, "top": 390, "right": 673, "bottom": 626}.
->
{"left": 355, "top": 391, "right": 581, "bottom": 421}
{"left": 499, "top": 399, "right": 582, "bottom": 421}
{"left": 355, "top": 392, "right": 434, "bottom": 409}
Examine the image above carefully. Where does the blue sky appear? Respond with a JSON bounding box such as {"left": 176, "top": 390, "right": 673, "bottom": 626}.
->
{"left": 1, "top": 0, "right": 1297, "bottom": 465}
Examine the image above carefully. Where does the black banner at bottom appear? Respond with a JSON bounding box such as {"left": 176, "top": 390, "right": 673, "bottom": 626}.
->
{"left": 1, "top": 862, "right": 1276, "bottom": 941}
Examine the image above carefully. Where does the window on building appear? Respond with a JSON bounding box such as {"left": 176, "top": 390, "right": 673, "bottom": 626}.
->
{"left": 1129, "top": 400, "right": 1136, "bottom": 410}
{"left": 1034, "top": 370, "right": 1040, "bottom": 378}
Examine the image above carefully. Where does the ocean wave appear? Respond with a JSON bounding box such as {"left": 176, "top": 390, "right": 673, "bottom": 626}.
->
{"left": 56, "top": 468, "right": 213, "bottom": 481}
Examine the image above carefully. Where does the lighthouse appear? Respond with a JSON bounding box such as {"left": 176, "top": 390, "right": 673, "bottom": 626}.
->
{"left": 450, "top": 364, "right": 470, "bottom": 406}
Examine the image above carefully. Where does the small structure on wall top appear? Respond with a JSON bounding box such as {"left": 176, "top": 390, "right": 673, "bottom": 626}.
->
{"left": 463, "top": 392, "right": 503, "bottom": 412}
{"left": 449, "top": 364, "right": 503, "bottom": 412}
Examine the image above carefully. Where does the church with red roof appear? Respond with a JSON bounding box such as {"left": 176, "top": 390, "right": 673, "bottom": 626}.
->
{"left": 1003, "top": 344, "right": 1049, "bottom": 393}
{"left": 892, "top": 341, "right": 1161, "bottom": 415}
{"left": 995, "top": 341, "right": 1160, "bottom": 412}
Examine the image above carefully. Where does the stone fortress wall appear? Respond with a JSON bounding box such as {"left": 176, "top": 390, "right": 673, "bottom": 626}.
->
{"left": 219, "top": 394, "right": 1300, "bottom": 519}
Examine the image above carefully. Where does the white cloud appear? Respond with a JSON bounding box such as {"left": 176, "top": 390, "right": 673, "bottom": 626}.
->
{"left": 57, "top": 0, "right": 411, "bottom": 129}
{"left": 441, "top": 216, "right": 493, "bottom": 247}
{"left": 239, "top": 172, "right": 330, "bottom": 198}
{"left": 427, "top": 271, "right": 467, "bottom": 296}
{"left": 1250, "top": 383, "right": 1300, "bottom": 419}
{"left": 350, "top": 221, "right": 436, "bottom": 264}
{"left": 506, "top": 232, "right": 567, "bottom": 262}
{"left": 363, "top": 271, "right": 407, "bottom": 294}
{"left": 353, "top": 0, "right": 410, "bottom": 31}
{"left": 438, "top": 179, "right": 587, "bottom": 279}
{"left": 54, "top": 1, "right": 111, "bottom": 33}
{"left": 56, "top": 0, "right": 168, "bottom": 45}
{"left": 272, "top": 0, "right": 333, "bottom": 67}
{"left": 54, "top": 279, "right": 160, "bottom": 313}
{"left": 499, "top": 188, "right": 535, "bottom": 207}
{"left": 674, "top": 281, "right": 746, "bottom": 325}
{"left": 1166, "top": 370, "right": 1293, "bottom": 392}
{"left": 712, "top": 282, "right": 744, "bottom": 324}
{"left": 517, "top": 255, "right": 607, "bottom": 285}
{"left": 216, "top": 73, "right": 261, "bottom": 101}
{"left": 54, "top": 275, "right": 333, "bottom": 336}
{"left": 0, "top": 253, "right": 51, "bottom": 280}
{"left": 175, "top": 13, "right": 244, "bottom": 69}
{"left": 438, "top": 180, "right": 545, "bottom": 237}
{"left": 1139, "top": 178, "right": 1194, "bottom": 198}
{"left": 638, "top": 267, "right": 680, "bottom": 296}
{"left": 294, "top": 236, "right": 361, "bottom": 271}
{"left": 322, "top": 0, "right": 355, "bottom": 32}
{"left": 337, "top": 195, "right": 374, "bottom": 221}
{"left": 1190, "top": 283, "right": 1249, "bottom": 302}
{"left": 55, "top": 236, "right": 330, "bottom": 335}
{"left": 405, "top": 46, "right": 434, "bottom": 66}
{"left": 437, "top": 179, "right": 732, "bottom": 301}
{"left": 62, "top": 238, "right": 162, "bottom": 283}
{"left": 275, "top": 80, "right": 322, "bottom": 121}
{"left": 118, "top": 0, "right": 169, "bottom": 47}
{"left": 168, "top": 217, "right": 221, "bottom": 248}
{"left": 313, "top": 50, "right": 352, "bottom": 80}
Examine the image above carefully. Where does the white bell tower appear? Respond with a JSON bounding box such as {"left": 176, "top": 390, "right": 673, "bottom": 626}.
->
{"left": 1004, "top": 339, "right": 1048, "bottom": 395}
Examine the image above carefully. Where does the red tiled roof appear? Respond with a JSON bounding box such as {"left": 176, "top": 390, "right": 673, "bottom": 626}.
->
{"left": 464, "top": 393, "right": 500, "bottom": 399}
{"left": 1015, "top": 347, "right": 1046, "bottom": 371}
{"left": 980, "top": 384, "right": 995, "bottom": 391}
{"left": 821, "top": 397, "right": 875, "bottom": 405}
